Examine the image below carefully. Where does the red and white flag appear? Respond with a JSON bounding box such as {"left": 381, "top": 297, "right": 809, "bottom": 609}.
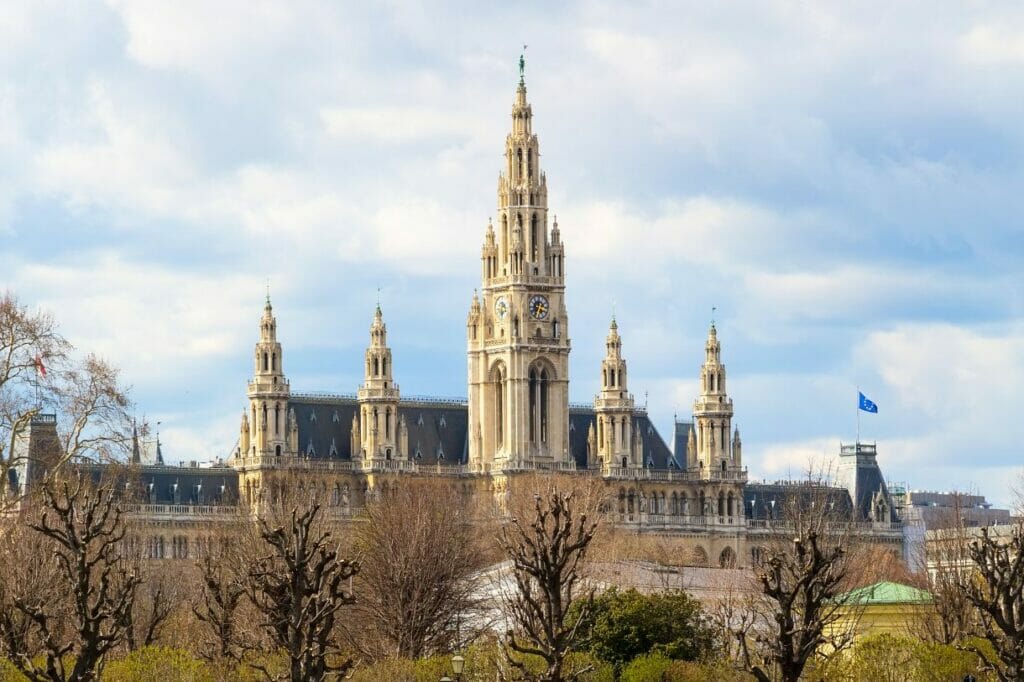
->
{"left": 33, "top": 354, "right": 46, "bottom": 378}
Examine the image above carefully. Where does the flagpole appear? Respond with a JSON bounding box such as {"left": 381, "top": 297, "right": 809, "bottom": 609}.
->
{"left": 856, "top": 386, "right": 860, "bottom": 446}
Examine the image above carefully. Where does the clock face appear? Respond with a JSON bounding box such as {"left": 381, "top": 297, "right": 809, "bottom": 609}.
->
{"left": 529, "top": 295, "right": 549, "bottom": 320}
{"left": 494, "top": 297, "right": 509, "bottom": 320}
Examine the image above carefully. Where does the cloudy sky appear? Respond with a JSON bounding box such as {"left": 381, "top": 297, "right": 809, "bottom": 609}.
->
{"left": 3, "top": 1, "right": 1023, "bottom": 505}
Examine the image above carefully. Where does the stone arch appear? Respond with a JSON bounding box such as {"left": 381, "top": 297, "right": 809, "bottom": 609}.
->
{"left": 719, "top": 546, "right": 736, "bottom": 569}
{"left": 528, "top": 358, "right": 556, "bottom": 445}
{"left": 691, "top": 545, "right": 709, "bottom": 567}
{"left": 489, "top": 360, "right": 508, "bottom": 447}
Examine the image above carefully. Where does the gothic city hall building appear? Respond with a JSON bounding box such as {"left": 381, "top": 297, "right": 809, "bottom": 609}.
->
{"left": 22, "top": 67, "right": 899, "bottom": 567}
{"left": 231, "top": 70, "right": 776, "bottom": 570}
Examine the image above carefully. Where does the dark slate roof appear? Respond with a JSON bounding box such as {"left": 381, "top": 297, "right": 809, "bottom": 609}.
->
{"left": 673, "top": 420, "right": 694, "bottom": 466}
{"left": 404, "top": 403, "right": 468, "bottom": 465}
{"left": 567, "top": 407, "right": 677, "bottom": 470}
{"left": 290, "top": 396, "right": 470, "bottom": 465}
{"left": 744, "top": 482, "right": 854, "bottom": 521}
{"left": 849, "top": 460, "right": 895, "bottom": 522}
{"left": 77, "top": 463, "right": 240, "bottom": 505}
{"left": 292, "top": 396, "right": 675, "bottom": 470}
{"left": 292, "top": 400, "right": 358, "bottom": 460}
{"left": 135, "top": 466, "right": 239, "bottom": 505}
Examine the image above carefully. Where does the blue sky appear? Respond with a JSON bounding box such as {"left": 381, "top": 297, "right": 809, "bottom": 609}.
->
{"left": 3, "top": 1, "right": 1023, "bottom": 505}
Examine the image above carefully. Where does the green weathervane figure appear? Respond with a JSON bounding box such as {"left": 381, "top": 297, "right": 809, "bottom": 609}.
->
{"left": 519, "top": 44, "right": 527, "bottom": 84}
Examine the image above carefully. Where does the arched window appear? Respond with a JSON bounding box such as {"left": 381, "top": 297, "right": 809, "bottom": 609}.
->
{"left": 274, "top": 403, "right": 280, "bottom": 434}
{"left": 540, "top": 369, "right": 549, "bottom": 443}
{"left": 275, "top": 444, "right": 281, "bottom": 457}
{"left": 719, "top": 547, "right": 736, "bottom": 569}
{"left": 262, "top": 352, "right": 268, "bottom": 371}
{"left": 531, "top": 214, "right": 539, "bottom": 260}
{"left": 718, "top": 492, "right": 726, "bottom": 517}
{"left": 493, "top": 365, "right": 506, "bottom": 447}
{"left": 529, "top": 368, "right": 538, "bottom": 443}
{"left": 385, "top": 408, "right": 391, "bottom": 439}
{"left": 527, "top": 148, "right": 533, "bottom": 179}
{"left": 382, "top": 357, "right": 387, "bottom": 375}
{"left": 272, "top": 352, "right": 276, "bottom": 371}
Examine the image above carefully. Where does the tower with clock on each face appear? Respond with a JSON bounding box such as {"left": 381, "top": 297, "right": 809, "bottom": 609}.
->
{"left": 466, "top": 61, "right": 569, "bottom": 471}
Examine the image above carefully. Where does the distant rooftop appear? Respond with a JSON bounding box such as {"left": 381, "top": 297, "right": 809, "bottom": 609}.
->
{"left": 840, "top": 581, "right": 932, "bottom": 605}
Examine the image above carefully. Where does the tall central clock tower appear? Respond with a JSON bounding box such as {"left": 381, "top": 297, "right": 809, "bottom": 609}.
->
{"left": 467, "top": 61, "right": 570, "bottom": 471}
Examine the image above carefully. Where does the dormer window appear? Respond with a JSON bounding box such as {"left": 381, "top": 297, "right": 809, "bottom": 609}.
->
{"left": 439, "top": 414, "right": 447, "bottom": 428}
{"left": 329, "top": 439, "right": 338, "bottom": 458}
{"left": 414, "top": 443, "right": 422, "bottom": 460}
{"left": 306, "top": 439, "right": 316, "bottom": 457}
{"left": 417, "top": 414, "right": 424, "bottom": 427}
{"left": 310, "top": 411, "right": 317, "bottom": 423}
{"left": 332, "top": 411, "right": 340, "bottom": 423}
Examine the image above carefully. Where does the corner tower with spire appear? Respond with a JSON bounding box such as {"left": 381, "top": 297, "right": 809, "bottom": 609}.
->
{"left": 242, "top": 293, "right": 291, "bottom": 459}
{"left": 356, "top": 304, "right": 404, "bottom": 464}
{"left": 692, "top": 320, "right": 742, "bottom": 477}
{"left": 593, "top": 317, "right": 639, "bottom": 473}
{"left": 467, "top": 54, "right": 570, "bottom": 471}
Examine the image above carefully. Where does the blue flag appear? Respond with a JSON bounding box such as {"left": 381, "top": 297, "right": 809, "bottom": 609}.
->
{"left": 858, "top": 392, "right": 878, "bottom": 413}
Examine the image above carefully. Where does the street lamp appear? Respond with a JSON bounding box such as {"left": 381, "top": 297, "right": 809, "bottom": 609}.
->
{"left": 452, "top": 653, "right": 465, "bottom": 680}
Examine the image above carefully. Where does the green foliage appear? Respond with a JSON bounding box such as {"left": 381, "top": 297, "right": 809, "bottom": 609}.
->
{"left": 620, "top": 653, "right": 751, "bottom": 681}
{"left": 570, "top": 587, "right": 716, "bottom": 670}
{"left": 346, "top": 642, "right": 613, "bottom": 682}
{"left": 822, "top": 634, "right": 994, "bottom": 682}
{"left": 102, "top": 646, "right": 214, "bottom": 682}
{"left": 0, "top": 658, "right": 28, "bottom": 682}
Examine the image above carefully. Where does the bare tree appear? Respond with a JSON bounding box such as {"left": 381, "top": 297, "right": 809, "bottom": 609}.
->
{"left": 0, "top": 293, "right": 70, "bottom": 508}
{"left": 193, "top": 550, "right": 248, "bottom": 662}
{"left": 956, "top": 523, "right": 1024, "bottom": 681}
{"left": 0, "top": 477, "right": 140, "bottom": 682}
{"left": 0, "top": 293, "right": 133, "bottom": 511}
{"left": 124, "top": 566, "right": 178, "bottom": 652}
{"left": 917, "top": 499, "right": 979, "bottom": 646}
{"left": 498, "top": 488, "right": 599, "bottom": 682}
{"left": 735, "top": 478, "right": 859, "bottom": 682}
{"left": 244, "top": 502, "right": 359, "bottom": 682}
{"left": 349, "top": 478, "right": 491, "bottom": 660}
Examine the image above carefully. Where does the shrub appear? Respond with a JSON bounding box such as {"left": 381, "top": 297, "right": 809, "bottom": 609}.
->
{"left": 102, "top": 646, "right": 213, "bottom": 682}
{"left": 571, "top": 587, "right": 716, "bottom": 670}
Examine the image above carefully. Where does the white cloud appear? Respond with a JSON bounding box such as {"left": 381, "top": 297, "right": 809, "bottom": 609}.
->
{"left": 321, "top": 106, "right": 483, "bottom": 143}
{"left": 107, "top": 0, "right": 300, "bottom": 75}
{"left": 11, "top": 252, "right": 264, "bottom": 384}
{"left": 958, "top": 24, "right": 1024, "bottom": 65}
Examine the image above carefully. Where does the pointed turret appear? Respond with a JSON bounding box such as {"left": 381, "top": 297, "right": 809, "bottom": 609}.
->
{"left": 357, "top": 304, "right": 401, "bottom": 464}
{"left": 246, "top": 292, "right": 290, "bottom": 459}
{"left": 595, "top": 316, "right": 637, "bottom": 474}
{"left": 130, "top": 420, "right": 141, "bottom": 465}
{"left": 692, "top": 321, "right": 736, "bottom": 478}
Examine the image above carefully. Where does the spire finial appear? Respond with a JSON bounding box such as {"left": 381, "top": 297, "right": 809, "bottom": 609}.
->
{"left": 376, "top": 286, "right": 382, "bottom": 314}
{"left": 265, "top": 278, "right": 271, "bottom": 306}
{"left": 711, "top": 305, "right": 717, "bottom": 328}
{"left": 519, "top": 44, "right": 527, "bottom": 85}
